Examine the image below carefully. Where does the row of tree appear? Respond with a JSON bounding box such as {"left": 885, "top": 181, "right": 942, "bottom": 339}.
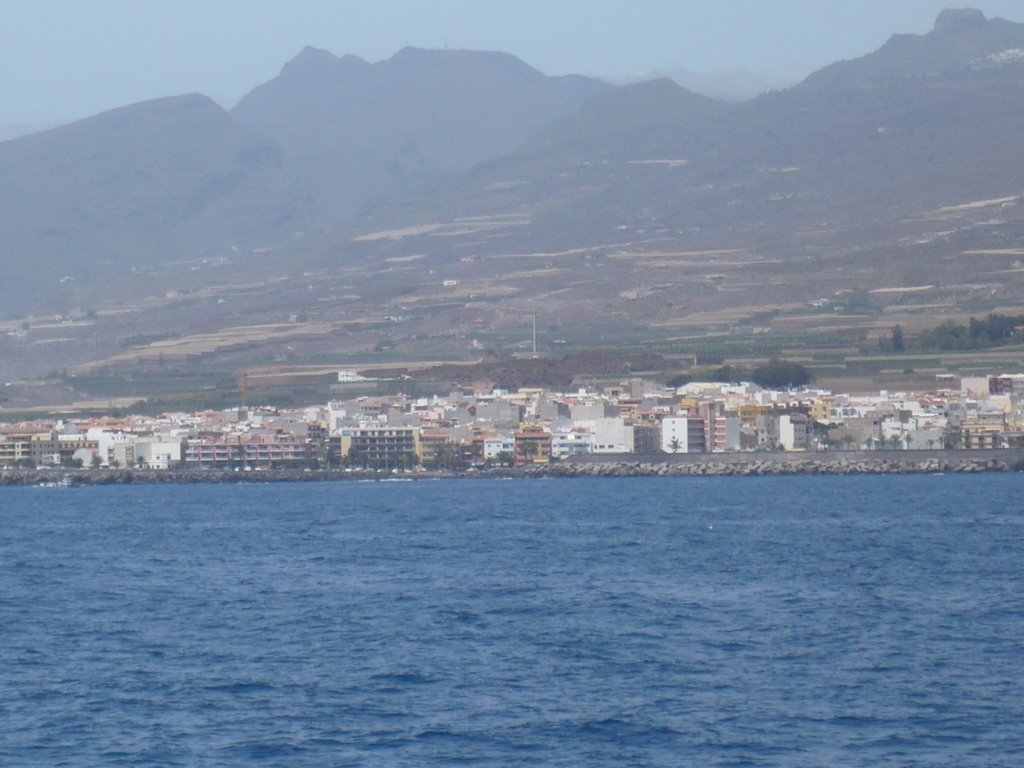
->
{"left": 881, "top": 313, "right": 1024, "bottom": 353}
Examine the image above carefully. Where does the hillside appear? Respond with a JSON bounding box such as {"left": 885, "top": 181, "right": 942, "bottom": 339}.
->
{"left": 4, "top": 10, "right": 1024, "bottom": 406}
{"left": 231, "top": 47, "right": 604, "bottom": 225}
{"left": 0, "top": 94, "right": 294, "bottom": 313}
{"left": 360, "top": 11, "right": 1024, "bottom": 251}
{"left": 0, "top": 48, "right": 604, "bottom": 316}
{"left": 799, "top": 8, "right": 1024, "bottom": 91}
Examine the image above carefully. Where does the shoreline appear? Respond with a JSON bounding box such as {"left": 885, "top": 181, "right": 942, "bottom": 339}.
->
{"left": 2, "top": 450, "right": 1023, "bottom": 486}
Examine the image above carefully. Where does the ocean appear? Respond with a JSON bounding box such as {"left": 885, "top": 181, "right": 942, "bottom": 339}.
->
{"left": 2, "top": 475, "right": 1023, "bottom": 766}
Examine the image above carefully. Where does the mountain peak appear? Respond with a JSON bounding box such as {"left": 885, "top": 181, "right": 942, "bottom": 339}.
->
{"left": 285, "top": 45, "right": 336, "bottom": 69}
{"left": 796, "top": 7, "right": 1023, "bottom": 91}
{"left": 934, "top": 8, "right": 987, "bottom": 33}
{"left": 279, "top": 46, "right": 370, "bottom": 81}
{"left": 386, "top": 46, "right": 541, "bottom": 77}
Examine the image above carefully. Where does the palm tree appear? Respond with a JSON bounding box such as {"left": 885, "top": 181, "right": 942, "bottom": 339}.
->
{"left": 519, "top": 440, "right": 539, "bottom": 463}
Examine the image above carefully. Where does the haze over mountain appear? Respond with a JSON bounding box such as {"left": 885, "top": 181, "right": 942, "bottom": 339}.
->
{"left": 0, "top": 94, "right": 291, "bottom": 306}
{"left": 620, "top": 67, "right": 802, "bottom": 103}
{"left": 800, "top": 7, "right": 1024, "bottom": 90}
{"left": 0, "top": 123, "right": 61, "bottom": 143}
{"left": 347, "top": 10, "right": 1024, "bottom": 293}
{"left": 230, "top": 46, "right": 603, "bottom": 225}
{"left": 3, "top": 9, "right": 1024, "bottom": 396}
{"left": 0, "top": 48, "right": 602, "bottom": 313}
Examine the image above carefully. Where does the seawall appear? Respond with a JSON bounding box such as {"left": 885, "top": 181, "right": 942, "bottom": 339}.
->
{"left": 530, "top": 449, "right": 1024, "bottom": 477}
{"left": 2, "top": 450, "right": 1022, "bottom": 487}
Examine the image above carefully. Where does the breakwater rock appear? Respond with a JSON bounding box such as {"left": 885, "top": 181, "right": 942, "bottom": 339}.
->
{"left": 2, "top": 451, "right": 1022, "bottom": 487}
{"left": 527, "top": 451, "right": 1022, "bottom": 478}
{"left": 0, "top": 468, "right": 392, "bottom": 487}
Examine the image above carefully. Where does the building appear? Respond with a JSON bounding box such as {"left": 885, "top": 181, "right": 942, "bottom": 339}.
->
{"left": 712, "top": 416, "right": 741, "bottom": 453}
{"left": 632, "top": 424, "right": 661, "bottom": 455}
{"left": 514, "top": 424, "right": 552, "bottom": 464}
{"left": 661, "top": 417, "right": 705, "bottom": 453}
{"left": 481, "top": 435, "right": 516, "bottom": 461}
{"left": 946, "top": 415, "right": 1005, "bottom": 450}
{"left": 551, "top": 429, "right": 593, "bottom": 459}
{"left": 135, "top": 437, "right": 184, "bottom": 469}
{"left": 340, "top": 426, "right": 420, "bottom": 468}
{"left": 0, "top": 429, "right": 58, "bottom": 466}
{"left": 590, "top": 417, "right": 634, "bottom": 454}
{"left": 185, "top": 432, "right": 313, "bottom": 467}
{"left": 778, "top": 413, "right": 809, "bottom": 451}
{"left": 988, "top": 374, "right": 1024, "bottom": 397}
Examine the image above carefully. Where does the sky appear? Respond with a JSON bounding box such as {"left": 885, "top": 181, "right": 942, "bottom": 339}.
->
{"left": 2, "top": 0, "right": 1023, "bottom": 128}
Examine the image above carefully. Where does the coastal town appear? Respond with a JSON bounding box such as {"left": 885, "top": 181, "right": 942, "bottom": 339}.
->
{"left": 2, "top": 371, "right": 1023, "bottom": 473}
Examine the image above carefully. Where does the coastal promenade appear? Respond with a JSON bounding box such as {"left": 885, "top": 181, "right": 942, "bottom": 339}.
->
{"left": 2, "top": 450, "right": 1023, "bottom": 486}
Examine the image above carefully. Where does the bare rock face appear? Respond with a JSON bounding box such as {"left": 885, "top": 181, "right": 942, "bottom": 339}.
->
{"left": 934, "top": 8, "right": 987, "bottom": 33}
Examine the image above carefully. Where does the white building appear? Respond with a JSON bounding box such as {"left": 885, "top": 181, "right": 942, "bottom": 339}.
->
{"left": 85, "top": 428, "right": 133, "bottom": 467}
{"left": 582, "top": 417, "right": 634, "bottom": 454}
{"left": 661, "top": 417, "right": 702, "bottom": 453}
{"left": 779, "top": 414, "right": 809, "bottom": 451}
{"left": 136, "top": 437, "right": 184, "bottom": 469}
{"left": 482, "top": 436, "right": 515, "bottom": 460}
{"left": 551, "top": 429, "right": 593, "bottom": 459}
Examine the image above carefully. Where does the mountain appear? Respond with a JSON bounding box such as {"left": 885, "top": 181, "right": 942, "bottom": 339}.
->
{"left": 517, "top": 78, "right": 726, "bottom": 150}
{"left": 798, "top": 7, "right": 1024, "bottom": 91}
{"left": 358, "top": 9, "right": 1024, "bottom": 251}
{"left": 328, "top": 9, "right": 1024, "bottom": 378}
{"left": 0, "top": 94, "right": 294, "bottom": 313}
{"left": 621, "top": 67, "right": 801, "bottom": 103}
{"left": 0, "top": 122, "right": 61, "bottom": 142}
{"left": 5, "top": 10, "right": 1024, "bottom": 394}
{"left": 230, "top": 46, "right": 604, "bottom": 223}
{"left": 0, "top": 48, "right": 604, "bottom": 315}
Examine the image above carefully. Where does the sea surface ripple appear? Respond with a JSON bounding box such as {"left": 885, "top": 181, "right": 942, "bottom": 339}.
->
{"left": 2, "top": 475, "right": 1023, "bottom": 766}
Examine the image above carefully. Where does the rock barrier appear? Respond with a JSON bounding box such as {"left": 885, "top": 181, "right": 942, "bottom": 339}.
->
{"left": 1, "top": 452, "right": 1021, "bottom": 487}
{"left": 526, "top": 454, "right": 1017, "bottom": 478}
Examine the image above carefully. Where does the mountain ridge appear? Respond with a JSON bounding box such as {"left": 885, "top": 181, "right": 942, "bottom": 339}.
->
{"left": 797, "top": 7, "right": 1024, "bottom": 91}
{"left": 0, "top": 46, "right": 606, "bottom": 314}
{"left": 4, "top": 9, "right": 1024, "bottom": 391}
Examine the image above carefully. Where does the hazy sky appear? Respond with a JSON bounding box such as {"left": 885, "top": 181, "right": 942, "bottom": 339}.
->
{"left": 2, "top": 1, "right": 1023, "bottom": 127}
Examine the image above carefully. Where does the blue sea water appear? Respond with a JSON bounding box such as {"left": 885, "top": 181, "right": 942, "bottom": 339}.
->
{"left": 1, "top": 475, "right": 1023, "bottom": 766}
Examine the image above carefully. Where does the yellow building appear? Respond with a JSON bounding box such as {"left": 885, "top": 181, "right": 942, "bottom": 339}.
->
{"left": 0, "top": 430, "right": 58, "bottom": 466}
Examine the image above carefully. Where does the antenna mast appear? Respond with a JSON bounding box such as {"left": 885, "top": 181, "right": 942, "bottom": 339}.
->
{"left": 532, "top": 311, "right": 537, "bottom": 357}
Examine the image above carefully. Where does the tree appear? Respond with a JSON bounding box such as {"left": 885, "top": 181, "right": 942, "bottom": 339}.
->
{"left": 918, "top": 313, "right": 1024, "bottom": 351}
{"left": 426, "top": 444, "right": 464, "bottom": 472}
{"left": 891, "top": 324, "right": 905, "bottom": 353}
{"left": 666, "top": 373, "right": 691, "bottom": 388}
{"left": 668, "top": 437, "right": 682, "bottom": 454}
{"left": 708, "top": 364, "right": 749, "bottom": 383}
{"left": 493, "top": 450, "right": 514, "bottom": 468}
{"left": 519, "top": 441, "right": 539, "bottom": 462}
{"left": 810, "top": 419, "right": 837, "bottom": 449}
{"left": 750, "top": 358, "right": 813, "bottom": 389}
{"left": 346, "top": 448, "right": 365, "bottom": 469}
